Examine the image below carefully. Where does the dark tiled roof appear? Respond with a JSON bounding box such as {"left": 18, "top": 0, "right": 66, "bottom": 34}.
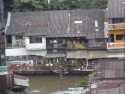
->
{"left": 7, "top": 9, "right": 105, "bottom": 39}
{"left": 107, "top": 0, "right": 125, "bottom": 18}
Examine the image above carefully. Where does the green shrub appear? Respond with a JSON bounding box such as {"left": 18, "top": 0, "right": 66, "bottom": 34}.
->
{"left": 79, "top": 77, "right": 89, "bottom": 86}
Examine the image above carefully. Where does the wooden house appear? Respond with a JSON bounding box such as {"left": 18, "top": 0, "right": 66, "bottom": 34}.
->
{"left": 106, "top": 0, "right": 125, "bottom": 50}
{"left": 6, "top": 9, "right": 106, "bottom": 71}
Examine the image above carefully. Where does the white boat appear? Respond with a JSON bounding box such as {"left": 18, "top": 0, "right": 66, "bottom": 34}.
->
{"left": 51, "top": 90, "right": 82, "bottom": 94}
{"left": 68, "top": 87, "right": 84, "bottom": 91}
{"left": 52, "top": 69, "right": 69, "bottom": 75}
{"left": 50, "top": 87, "right": 89, "bottom": 94}
{"left": 14, "top": 75, "right": 29, "bottom": 87}
{"left": 67, "top": 87, "right": 84, "bottom": 94}
{"left": 31, "top": 90, "right": 40, "bottom": 93}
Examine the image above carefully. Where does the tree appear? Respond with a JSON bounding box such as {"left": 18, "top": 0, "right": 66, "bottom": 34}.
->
{"left": 5, "top": 0, "right": 108, "bottom": 11}
{"left": 13, "top": 0, "right": 48, "bottom": 11}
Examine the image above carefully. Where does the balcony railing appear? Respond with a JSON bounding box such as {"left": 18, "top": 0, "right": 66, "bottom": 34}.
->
{"left": 107, "top": 42, "right": 125, "bottom": 49}
{"left": 47, "top": 48, "right": 66, "bottom": 54}
{"left": 108, "top": 22, "right": 125, "bottom": 30}
{"left": 7, "top": 40, "right": 25, "bottom": 48}
{"left": 7, "top": 43, "right": 25, "bottom": 49}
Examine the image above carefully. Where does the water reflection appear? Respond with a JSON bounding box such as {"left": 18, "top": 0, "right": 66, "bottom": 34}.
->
{"left": 9, "top": 76, "right": 84, "bottom": 94}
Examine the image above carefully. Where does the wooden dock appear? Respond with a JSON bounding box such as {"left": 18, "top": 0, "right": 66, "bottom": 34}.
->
{"left": 10, "top": 64, "right": 93, "bottom": 76}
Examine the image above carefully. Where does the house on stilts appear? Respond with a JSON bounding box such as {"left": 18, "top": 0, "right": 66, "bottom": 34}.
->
{"left": 5, "top": 9, "right": 106, "bottom": 74}
{"left": 91, "top": 0, "right": 125, "bottom": 94}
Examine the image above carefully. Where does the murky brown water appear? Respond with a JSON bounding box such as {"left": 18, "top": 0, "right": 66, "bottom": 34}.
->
{"left": 10, "top": 76, "right": 84, "bottom": 94}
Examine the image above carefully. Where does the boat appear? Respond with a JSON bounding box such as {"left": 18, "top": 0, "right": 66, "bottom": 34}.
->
{"left": 69, "top": 68, "right": 93, "bottom": 75}
{"left": 31, "top": 90, "right": 40, "bottom": 93}
{"left": 50, "top": 87, "right": 89, "bottom": 94}
{"left": 13, "top": 74, "right": 29, "bottom": 87}
{"left": 14, "top": 70, "right": 54, "bottom": 75}
{"left": 11, "top": 74, "right": 29, "bottom": 92}
{"left": 68, "top": 87, "right": 89, "bottom": 94}
{"left": 0, "top": 66, "right": 29, "bottom": 92}
{"left": 52, "top": 69, "right": 69, "bottom": 75}
{"left": 14, "top": 68, "right": 93, "bottom": 76}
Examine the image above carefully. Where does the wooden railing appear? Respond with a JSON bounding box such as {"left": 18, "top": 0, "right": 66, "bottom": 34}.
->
{"left": 107, "top": 42, "right": 125, "bottom": 49}
{"left": 7, "top": 40, "right": 25, "bottom": 48}
{"left": 108, "top": 22, "right": 125, "bottom": 30}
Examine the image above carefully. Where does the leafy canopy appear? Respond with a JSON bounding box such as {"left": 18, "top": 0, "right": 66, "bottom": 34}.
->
{"left": 7, "top": 0, "right": 108, "bottom": 11}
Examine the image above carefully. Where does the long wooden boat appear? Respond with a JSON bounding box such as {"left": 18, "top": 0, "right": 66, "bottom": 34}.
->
{"left": 14, "top": 68, "right": 93, "bottom": 76}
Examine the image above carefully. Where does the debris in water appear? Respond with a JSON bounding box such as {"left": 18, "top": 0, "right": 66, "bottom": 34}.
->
{"left": 31, "top": 90, "right": 40, "bottom": 93}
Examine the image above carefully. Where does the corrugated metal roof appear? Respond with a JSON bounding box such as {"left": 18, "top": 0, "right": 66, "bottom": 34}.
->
{"left": 7, "top": 9, "right": 105, "bottom": 38}
{"left": 7, "top": 11, "right": 48, "bottom": 36}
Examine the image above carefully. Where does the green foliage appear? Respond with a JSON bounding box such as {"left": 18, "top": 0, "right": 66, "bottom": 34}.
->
{"left": 49, "top": 0, "right": 63, "bottom": 10}
{"left": 13, "top": 0, "right": 47, "bottom": 11}
{"left": 79, "top": 77, "right": 89, "bottom": 86}
{"left": 6, "top": 0, "right": 108, "bottom": 11}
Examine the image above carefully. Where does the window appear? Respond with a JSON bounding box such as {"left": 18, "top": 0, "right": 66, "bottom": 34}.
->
{"left": 111, "top": 18, "right": 124, "bottom": 24}
{"left": 109, "top": 34, "right": 114, "bottom": 42}
{"left": 6, "top": 35, "right": 12, "bottom": 44}
{"left": 16, "top": 35, "right": 23, "bottom": 40}
{"left": 116, "top": 35, "right": 124, "bottom": 40}
{"left": 30, "top": 37, "right": 42, "bottom": 43}
{"left": 47, "top": 39, "right": 66, "bottom": 48}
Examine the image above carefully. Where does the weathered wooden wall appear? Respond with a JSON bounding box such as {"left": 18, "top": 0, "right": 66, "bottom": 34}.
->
{"left": 95, "top": 58, "right": 125, "bottom": 79}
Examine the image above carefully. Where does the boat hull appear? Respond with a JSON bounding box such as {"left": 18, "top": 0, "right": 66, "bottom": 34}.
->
{"left": 14, "top": 69, "right": 93, "bottom": 76}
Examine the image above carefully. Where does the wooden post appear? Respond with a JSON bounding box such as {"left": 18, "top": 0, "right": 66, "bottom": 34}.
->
{"left": 0, "top": 0, "right": 9, "bottom": 92}
{"left": 86, "top": 58, "right": 89, "bottom": 70}
{"left": 0, "top": 75, "right": 7, "bottom": 91}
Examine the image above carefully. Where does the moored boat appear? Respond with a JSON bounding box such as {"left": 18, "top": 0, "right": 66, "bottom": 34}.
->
{"left": 52, "top": 69, "right": 69, "bottom": 75}
{"left": 50, "top": 87, "right": 89, "bottom": 94}
{"left": 11, "top": 74, "right": 29, "bottom": 92}
{"left": 69, "top": 68, "right": 93, "bottom": 75}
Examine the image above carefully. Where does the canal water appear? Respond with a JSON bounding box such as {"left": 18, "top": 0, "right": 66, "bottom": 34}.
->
{"left": 10, "top": 76, "right": 84, "bottom": 94}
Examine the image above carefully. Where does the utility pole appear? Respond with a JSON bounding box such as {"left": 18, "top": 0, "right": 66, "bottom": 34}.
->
{"left": 48, "top": 0, "right": 51, "bottom": 10}
{"left": 0, "top": 0, "right": 6, "bottom": 66}
{"left": 0, "top": 0, "right": 8, "bottom": 93}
